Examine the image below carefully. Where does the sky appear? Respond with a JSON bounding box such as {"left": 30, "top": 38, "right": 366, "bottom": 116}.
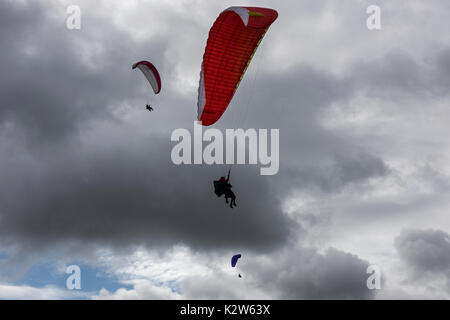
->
{"left": 0, "top": 0, "right": 450, "bottom": 299}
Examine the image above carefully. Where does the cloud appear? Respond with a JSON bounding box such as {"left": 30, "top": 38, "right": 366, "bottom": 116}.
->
{"left": 244, "top": 247, "right": 374, "bottom": 299}
{"left": 287, "top": 153, "right": 390, "bottom": 194}
{"left": 0, "top": 283, "right": 88, "bottom": 300}
{"left": 93, "top": 281, "right": 181, "bottom": 300}
{"left": 387, "top": 229, "right": 450, "bottom": 298}
{"left": 395, "top": 229, "right": 450, "bottom": 275}
{"left": 0, "top": 128, "right": 294, "bottom": 255}
{"left": 88, "top": 244, "right": 374, "bottom": 300}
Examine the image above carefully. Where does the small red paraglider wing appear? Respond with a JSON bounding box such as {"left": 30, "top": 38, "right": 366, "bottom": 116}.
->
{"left": 197, "top": 7, "right": 278, "bottom": 126}
{"left": 132, "top": 60, "right": 161, "bottom": 94}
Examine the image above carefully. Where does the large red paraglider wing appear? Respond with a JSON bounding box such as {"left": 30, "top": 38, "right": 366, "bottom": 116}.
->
{"left": 197, "top": 7, "right": 278, "bottom": 126}
{"left": 132, "top": 60, "right": 161, "bottom": 94}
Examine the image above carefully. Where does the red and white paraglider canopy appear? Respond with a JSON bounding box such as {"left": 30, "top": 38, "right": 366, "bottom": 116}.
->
{"left": 197, "top": 6, "right": 278, "bottom": 126}
{"left": 132, "top": 60, "right": 162, "bottom": 94}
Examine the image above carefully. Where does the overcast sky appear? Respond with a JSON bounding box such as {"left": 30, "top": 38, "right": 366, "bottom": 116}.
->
{"left": 1, "top": 0, "right": 450, "bottom": 299}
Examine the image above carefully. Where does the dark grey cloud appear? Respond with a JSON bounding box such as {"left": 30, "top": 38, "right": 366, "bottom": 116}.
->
{"left": 237, "top": 247, "right": 374, "bottom": 299}
{"left": 227, "top": 64, "right": 393, "bottom": 197}
{"left": 288, "top": 153, "right": 389, "bottom": 194}
{"left": 395, "top": 229, "right": 450, "bottom": 275}
{"left": 350, "top": 51, "right": 450, "bottom": 102}
{"left": 0, "top": 131, "right": 294, "bottom": 255}
{"left": 0, "top": 0, "right": 168, "bottom": 146}
{"left": 394, "top": 229, "right": 450, "bottom": 296}
{"left": 435, "top": 48, "right": 450, "bottom": 92}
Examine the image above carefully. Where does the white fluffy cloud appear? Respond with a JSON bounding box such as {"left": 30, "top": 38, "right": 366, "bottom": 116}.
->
{"left": 0, "top": 283, "right": 88, "bottom": 300}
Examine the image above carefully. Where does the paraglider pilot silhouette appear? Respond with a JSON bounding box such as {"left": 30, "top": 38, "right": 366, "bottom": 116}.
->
{"left": 214, "top": 169, "right": 237, "bottom": 208}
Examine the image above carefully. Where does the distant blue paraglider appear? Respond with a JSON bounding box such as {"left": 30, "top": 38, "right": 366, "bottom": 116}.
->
{"left": 231, "top": 254, "right": 242, "bottom": 268}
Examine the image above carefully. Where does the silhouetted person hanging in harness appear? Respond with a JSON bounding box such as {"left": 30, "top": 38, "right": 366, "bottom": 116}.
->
{"left": 146, "top": 104, "right": 153, "bottom": 112}
{"left": 213, "top": 169, "right": 237, "bottom": 208}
